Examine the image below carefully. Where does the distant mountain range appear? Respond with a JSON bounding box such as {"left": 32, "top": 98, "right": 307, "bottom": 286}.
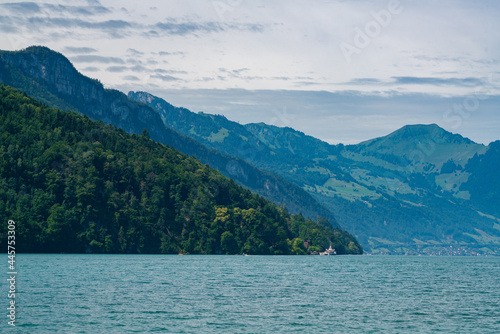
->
{"left": 129, "top": 91, "right": 500, "bottom": 254}
{"left": 1, "top": 46, "right": 499, "bottom": 255}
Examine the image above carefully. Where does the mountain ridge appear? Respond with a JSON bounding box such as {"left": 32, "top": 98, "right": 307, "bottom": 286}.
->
{"left": 358, "top": 124, "right": 477, "bottom": 147}
{"left": 130, "top": 92, "right": 500, "bottom": 255}
{"left": 0, "top": 46, "right": 340, "bottom": 227}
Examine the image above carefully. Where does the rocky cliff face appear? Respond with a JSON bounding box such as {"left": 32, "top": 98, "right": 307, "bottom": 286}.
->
{"left": 1, "top": 46, "right": 167, "bottom": 136}
{"left": 0, "top": 46, "right": 339, "bottom": 226}
{"left": 0, "top": 47, "right": 103, "bottom": 106}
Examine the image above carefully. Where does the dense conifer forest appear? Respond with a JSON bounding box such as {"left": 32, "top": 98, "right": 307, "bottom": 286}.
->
{"left": 0, "top": 84, "right": 362, "bottom": 255}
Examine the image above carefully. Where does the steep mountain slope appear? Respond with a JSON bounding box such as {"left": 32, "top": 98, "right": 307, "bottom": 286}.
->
{"left": 128, "top": 91, "right": 327, "bottom": 171}
{"left": 131, "top": 92, "right": 500, "bottom": 254}
{"left": 0, "top": 46, "right": 339, "bottom": 226}
{"left": 0, "top": 83, "right": 361, "bottom": 254}
{"left": 129, "top": 91, "right": 349, "bottom": 188}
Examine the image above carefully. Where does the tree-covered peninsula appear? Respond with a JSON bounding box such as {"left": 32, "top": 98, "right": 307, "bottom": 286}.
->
{"left": 0, "top": 84, "right": 362, "bottom": 255}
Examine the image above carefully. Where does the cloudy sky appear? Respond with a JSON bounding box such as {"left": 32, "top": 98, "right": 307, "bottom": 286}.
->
{"left": 1, "top": 0, "right": 499, "bottom": 144}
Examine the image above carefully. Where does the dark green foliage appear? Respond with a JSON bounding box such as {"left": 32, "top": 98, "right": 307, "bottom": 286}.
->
{"left": 0, "top": 84, "right": 361, "bottom": 254}
{"left": 288, "top": 214, "right": 362, "bottom": 255}
{"left": 441, "top": 159, "right": 459, "bottom": 173}
{"left": 461, "top": 141, "right": 500, "bottom": 216}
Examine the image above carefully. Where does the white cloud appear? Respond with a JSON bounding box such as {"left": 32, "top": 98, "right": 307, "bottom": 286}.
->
{"left": 0, "top": 0, "right": 499, "bottom": 143}
{"left": 2, "top": 0, "right": 499, "bottom": 93}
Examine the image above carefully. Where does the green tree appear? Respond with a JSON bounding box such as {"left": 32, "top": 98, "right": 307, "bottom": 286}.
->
{"left": 290, "top": 238, "right": 307, "bottom": 255}
{"left": 221, "top": 231, "right": 238, "bottom": 254}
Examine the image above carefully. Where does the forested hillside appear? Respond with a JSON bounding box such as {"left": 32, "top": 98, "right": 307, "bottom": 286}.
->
{"left": 0, "top": 84, "right": 362, "bottom": 254}
{"left": 0, "top": 46, "right": 339, "bottom": 227}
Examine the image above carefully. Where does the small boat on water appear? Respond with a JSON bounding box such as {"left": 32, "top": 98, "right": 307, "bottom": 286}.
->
{"left": 319, "top": 244, "right": 336, "bottom": 256}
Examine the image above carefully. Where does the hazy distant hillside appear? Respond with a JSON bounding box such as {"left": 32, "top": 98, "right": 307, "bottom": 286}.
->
{"left": 129, "top": 91, "right": 349, "bottom": 188}
{"left": 132, "top": 92, "right": 500, "bottom": 254}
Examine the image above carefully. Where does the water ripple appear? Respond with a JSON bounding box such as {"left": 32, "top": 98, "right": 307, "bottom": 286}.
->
{"left": 0, "top": 255, "right": 498, "bottom": 333}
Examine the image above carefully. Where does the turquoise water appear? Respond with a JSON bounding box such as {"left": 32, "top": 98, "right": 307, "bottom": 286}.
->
{"left": 2, "top": 255, "right": 499, "bottom": 333}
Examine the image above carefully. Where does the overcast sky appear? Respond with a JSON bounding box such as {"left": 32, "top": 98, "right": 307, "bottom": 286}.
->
{"left": 1, "top": 0, "right": 499, "bottom": 144}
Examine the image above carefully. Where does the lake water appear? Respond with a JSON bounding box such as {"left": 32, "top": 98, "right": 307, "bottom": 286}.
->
{"left": 2, "top": 255, "right": 499, "bottom": 333}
